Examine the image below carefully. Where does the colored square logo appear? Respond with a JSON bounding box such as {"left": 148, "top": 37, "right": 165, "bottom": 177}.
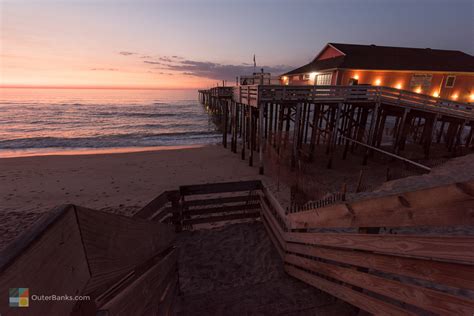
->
{"left": 9, "top": 288, "right": 29, "bottom": 307}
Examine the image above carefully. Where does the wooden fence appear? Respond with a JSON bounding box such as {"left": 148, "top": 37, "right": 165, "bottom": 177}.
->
{"left": 178, "top": 180, "right": 262, "bottom": 228}
{"left": 0, "top": 205, "right": 178, "bottom": 316}
{"left": 259, "top": 180, "right": 474, "bottom": 315}
{"left": 2, "top": 179, "right": 473, "bottom": 315}
{"left": 0, "top": 180, "right": 264, "bottom": 316}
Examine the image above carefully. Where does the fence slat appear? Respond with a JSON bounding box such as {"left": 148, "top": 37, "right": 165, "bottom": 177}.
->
{"left": 183, "top": 203, "right": 260, "bottom": 216}
{"left": 289, "top": 181, "right": 474, "bottom": 228}
{"left": 179, "top": 180, "right": 262, "bottom": 196}
{"left": 184, "top": 195, "right": 259, "bottom": 207}
{"left": 286, "top": 254, "right": 474, "bottom": 315}
{"left": 285, "top": 265, "right": 415, "bottom": 316}
{"left": 285, "top": 232, "right": 474, "bottom": 263}
{"left": 286, "top": 242, "right": 474, "bottom": 291}
{"left": 182, "top": 212, "right": 260, "bottom": 225}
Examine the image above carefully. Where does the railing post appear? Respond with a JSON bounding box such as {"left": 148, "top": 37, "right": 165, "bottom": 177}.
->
{"left": 291, "top": 103, "right": 302, "bottom": 170}
{"left": 259, "top": 101, "right": 265, "bottom": 175}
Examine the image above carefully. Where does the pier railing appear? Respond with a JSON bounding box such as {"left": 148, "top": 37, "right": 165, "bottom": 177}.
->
{"left": 232, "top": 84, "right": 473, "bottom": 118}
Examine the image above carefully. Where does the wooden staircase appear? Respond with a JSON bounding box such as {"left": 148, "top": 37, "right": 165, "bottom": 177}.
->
{"left": 1, "top": 179, "right": 473, "bottom": 315}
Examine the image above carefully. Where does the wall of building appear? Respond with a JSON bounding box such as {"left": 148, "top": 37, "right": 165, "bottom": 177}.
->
{"left": 338, "top": 70, "right": 474, "bottom": 103}
{"left": 281, "top": 70, "right": 338, "bottom": 86}
{"left": 316, "top": 46, "right": 344, "bottom": 60}
{"left": 280, "top": 69, "right": 473, "bottom": 103}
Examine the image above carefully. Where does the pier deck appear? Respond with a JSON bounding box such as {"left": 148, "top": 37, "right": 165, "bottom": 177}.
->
{"left": 199, "top": 84, "right": 474, "bottom": 177}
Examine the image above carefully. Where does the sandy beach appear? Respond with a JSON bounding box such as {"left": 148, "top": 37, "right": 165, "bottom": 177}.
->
{"left": 0, "top": 145, "right": 271, "bottom": 251}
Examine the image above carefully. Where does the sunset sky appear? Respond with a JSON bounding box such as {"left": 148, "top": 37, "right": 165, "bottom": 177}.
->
{"left": 1, "top": 0, "right": 473, "bottom": 89}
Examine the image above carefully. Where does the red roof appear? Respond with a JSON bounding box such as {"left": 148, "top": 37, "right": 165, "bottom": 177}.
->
{"left": 283, "top": 43, "right": 474, "bottom": 76}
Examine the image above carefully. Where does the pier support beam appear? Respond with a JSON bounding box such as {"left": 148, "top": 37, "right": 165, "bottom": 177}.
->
{"left": 291, "top": 103, "right": 302, "bottom": 170}
{"left": 259, "top": 103, "right": 265, "bottom": 174}
{"left": 222, "top": 99, "right": 228, "bottom": 148}
{"left": 249, "top": 107, "right": 253, "bottom": 167}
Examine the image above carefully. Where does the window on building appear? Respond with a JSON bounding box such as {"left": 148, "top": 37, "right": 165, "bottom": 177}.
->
{"left": 445, "top": 75, "right": 456, "bottom": 88}
{"left": 303, "top": 74, "right": 310, "bottom": 80}
{"left": 315, "top": 73, "right": 332, "bottom": 85}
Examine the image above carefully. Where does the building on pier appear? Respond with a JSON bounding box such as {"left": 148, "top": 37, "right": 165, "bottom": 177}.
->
{"left": 239, "top": 71, "right": 280, "bottom": 85}
{"left": 281, "top": 43, "right": 474, "bottom": 103}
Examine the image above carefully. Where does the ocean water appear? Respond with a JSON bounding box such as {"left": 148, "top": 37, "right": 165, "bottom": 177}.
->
{"left": 0, "top": 88, "right": 220, "bottom": 157}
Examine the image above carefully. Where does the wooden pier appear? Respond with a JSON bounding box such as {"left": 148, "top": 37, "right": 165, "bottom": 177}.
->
{"left": 199, "top": 85, "right": 474, "bottom": 175}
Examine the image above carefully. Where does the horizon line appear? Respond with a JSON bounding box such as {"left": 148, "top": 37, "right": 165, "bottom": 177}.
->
{"left": 0, "top": 85, "right": 206, "bottom": 90}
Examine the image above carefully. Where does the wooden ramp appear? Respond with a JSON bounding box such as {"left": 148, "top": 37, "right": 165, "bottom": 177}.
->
{"left": 0, "top": 204, "right": 177, "bottom": 316}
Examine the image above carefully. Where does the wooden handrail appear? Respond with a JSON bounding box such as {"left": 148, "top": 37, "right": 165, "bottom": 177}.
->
{"left": 258, "top": 179, "right": 474, "bottom": 315}
{"left": 229, "top": 84, "right": 473, "bottom": 119}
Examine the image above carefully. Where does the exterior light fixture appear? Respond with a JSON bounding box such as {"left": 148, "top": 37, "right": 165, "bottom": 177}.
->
{"left": 353, "top": 74, "right": 359, "bottom": 80}
{"left": 415, "top": 87, "right": 422, "bottom": 94}
{"left": 395, "top": 83, "right": 402, "bottom": 89}
{"left": 452, "top": 94, "right": 458, "bottom": 100}
{"left": 432, "top": 91, "right": 439, "bottom": 98}
{"left": 374, "top": 79, "right": 381, "bottom": 86}
{"left": 309, "top": 72, "right": 318, "bottom": 80}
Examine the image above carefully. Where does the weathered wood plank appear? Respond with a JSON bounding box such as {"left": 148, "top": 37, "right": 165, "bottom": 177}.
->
{"left": 0, "top": 204, "right": 72, "bottom": 272}
{"left": 156, "top": 275, "right": 179, "bottom": 316}
{"left": 285, "top": 232, "right": 474, "bottom": 263}
{"left": 98, "top": 249, "right": 178, "bottom": 315}
{"left": 286, "top": 243, "right": 474, "bottom": 291}
{"left": 286, "top": 254, "right": 474, "bottom": 315}
{"left": 261, "top": 186, "right": 289, "bottom": 228}
{"left": 261, "top": 214, "right": 285, "bottom": 259}
{"left": 289, "top": 199, "right": 474, "bottom": 228}
{"left": 260, "top": 197, "right": 286, "bottom": 252}
{"left": 285, "top": 265, "right": 414, "bottom": 316}
{"left": 0, "top": 205, "right": 91, "bottom": 316}
{"left": 134, "top": 191, "right": 175, "bottom": 220}
{"left": 289, "top": 181, "right": 474, "bottom": 228}
{"left": 182, "top": 212, "right": 260, "bottom": 225}
{"left": 76, "top": 206, "right": 175, "bottom": 296}
{"left": 183, "top": 203, "right": 260, "bottom": 216}
{"left": 184, "top": 195, "right": 259, "bottom": 207}
{"left": 179, "top": 180, "right": 262, "bottom": 196}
